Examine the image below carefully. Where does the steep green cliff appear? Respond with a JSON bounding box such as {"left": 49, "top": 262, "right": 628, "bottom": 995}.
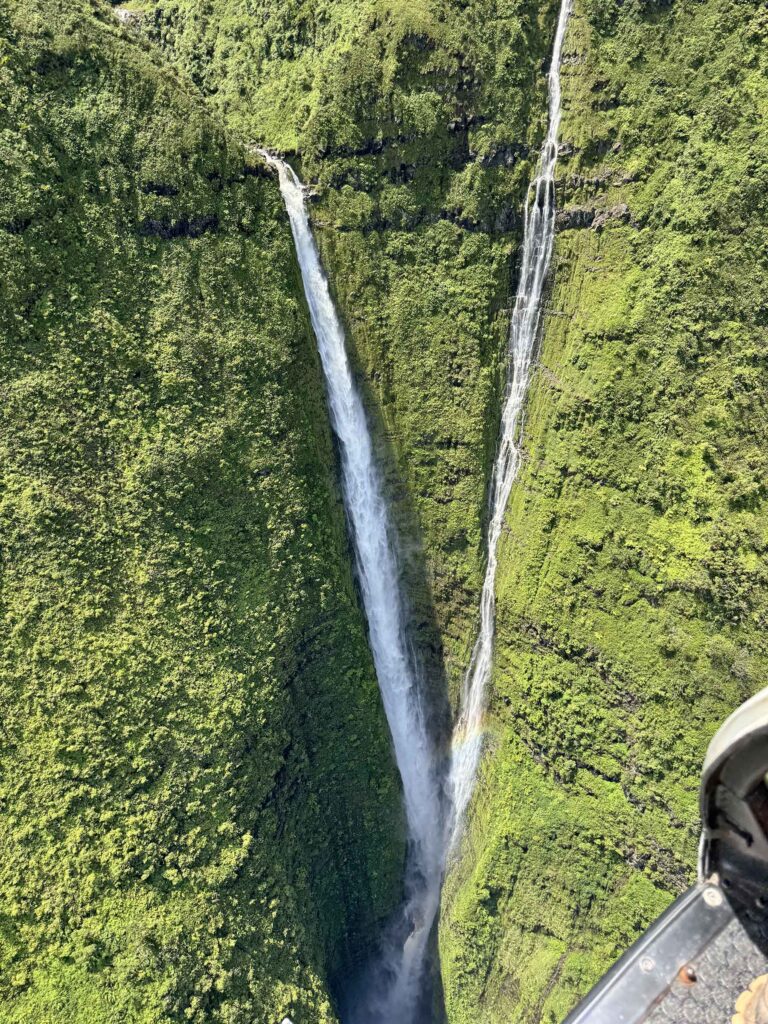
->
{"left": 4, "top": 0, "right": 767, "bottom": 1022}
{"left": 146, "top": 7, "right": 768, "bottom": 1020}
{"left": 0, "top": 2, "right": 402, "bottom": 1021}
{"left": 148, "top": 0, "right": 559, "bottom": 696}
{"left": 440, "top": 1, "right": 768, "bottom": 1020}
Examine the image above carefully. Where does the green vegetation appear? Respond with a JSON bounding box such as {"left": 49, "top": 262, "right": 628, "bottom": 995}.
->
{"left": 3, "top": 0, "right": 767, "bottom": 1021}
{"left": 153, "top": 3, "right": 768, "bottom": 1018}
{"left": 0, "top": 2, "right": 403, "bottom": 1020}
{"left": 149, "top": 0, "right": 560, "bottom": 693}
{"left": 440, "top": 0, "right": 768, "bottom": 1019}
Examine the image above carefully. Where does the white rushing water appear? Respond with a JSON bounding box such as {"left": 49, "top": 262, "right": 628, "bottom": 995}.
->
{"left": 261, "top": 152, "right": 444, "bottom": 1024}
{"left": 262, "top": 0, "right": 570, "bottom": 1009}
{"left": 448, "top": 0, "right": 572, "bottom": 849}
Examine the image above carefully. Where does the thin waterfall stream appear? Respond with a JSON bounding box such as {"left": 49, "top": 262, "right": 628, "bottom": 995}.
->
{"left": 260, "top": 0, "right": 570, "bottom": 1015}
{"left": 448, "top": 0, "right": 572, "bottom": 848}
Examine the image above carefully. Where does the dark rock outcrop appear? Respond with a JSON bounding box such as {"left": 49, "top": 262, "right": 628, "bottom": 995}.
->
{"left": 556, "top": 206, "right": 595, "bottom": 231}
{"left": 591, "top": 202, "right": 630, "bottom": 230}
{"left": 476, "top": 142, "right": 529, "bottom": 168}
{"left": 138, "top": 214, "right": 219, "bottom": 239}
{"left": 556, "top": 202, "right": 631, "bottom": 232}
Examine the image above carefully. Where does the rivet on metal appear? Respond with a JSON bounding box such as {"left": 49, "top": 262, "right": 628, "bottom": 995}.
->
{"left": 679, "top": 964, "right": 698, "bottom": 986}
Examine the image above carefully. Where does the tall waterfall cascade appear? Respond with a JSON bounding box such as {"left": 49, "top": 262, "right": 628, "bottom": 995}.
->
{"left": 261, "top": 0, "right": 570, "bottom": 1012}
{"left": 448, "top": 0, "right": 572, "bottom": 848}
{"left": 261, "top": 153, "right": 444, "bottom": 1024}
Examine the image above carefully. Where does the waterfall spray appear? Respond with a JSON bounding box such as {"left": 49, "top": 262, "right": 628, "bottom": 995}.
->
{"left": 261, "top": 153, "right": 445, "bottom": 1024}
{"left": 261, "top": 0, "right": 571, "bottom": 1009}
{"left": 448, "top": 0, "right": 572, "bottom": 849}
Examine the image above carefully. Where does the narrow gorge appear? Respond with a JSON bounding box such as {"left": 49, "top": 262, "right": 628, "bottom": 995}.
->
{"left": 1, "top": 1, "right": 766, "bottom": 1023}
{"left": 263, "top": 0, "right": 571, "bottom": 1015}
{"left": 262, "top": 153, "right": 444, "bottom": 1024}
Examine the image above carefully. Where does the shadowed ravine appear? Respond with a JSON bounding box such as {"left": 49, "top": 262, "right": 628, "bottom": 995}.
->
{"left": 260, "top": 153, "right": 446, "bottom": 1024}
{"left": 260, "top": 1, "right": 570, "bottom": 1014}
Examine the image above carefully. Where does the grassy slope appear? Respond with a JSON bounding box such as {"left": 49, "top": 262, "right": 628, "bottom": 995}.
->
{"left": 439, "top": 0, "right": 768, "bottom": 1020}
{"left": 0, "top": 2, "right": 403, "bottom": 1021}
{"left": 148, "top": 0, "right": 559, "bottom": 696}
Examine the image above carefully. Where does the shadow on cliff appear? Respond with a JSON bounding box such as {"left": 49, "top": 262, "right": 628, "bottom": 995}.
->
{"left": 303, "top": 217, "right": 454, "bottom": 1023}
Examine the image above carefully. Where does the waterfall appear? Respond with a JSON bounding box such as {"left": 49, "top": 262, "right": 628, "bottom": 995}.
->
{"left": 261, "top": 0, "right": 570, "bottom": 1009}
{"left": 448, "top": 0, "right": 572, "bottom": 849}
{"left": 261, "top": 153, "right": 445, "bottom": 1024}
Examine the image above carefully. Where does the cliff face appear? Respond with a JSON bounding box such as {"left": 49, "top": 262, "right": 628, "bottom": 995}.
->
{"left": 148, "top": 7, "right": 768, "bottom": 1016}
{"left": 439, "top": 1, "right": 768, "bottom": 1020}
{"left": 4, "top": 0, "right": 767, "bottom": 1022}
{"left": 149, "top": 0, "right": 559, "bottom": 701}
{"left": 0, "top": 3, "right": 403, "bottom": 1021}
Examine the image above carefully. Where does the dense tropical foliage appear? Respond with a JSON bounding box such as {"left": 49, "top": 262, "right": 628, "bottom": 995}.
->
{"left": 1, "top": 0, "right": 766, "bottom": 1020}
{"left": 0, "top": 3, "right": 402, "bottom": 1020}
